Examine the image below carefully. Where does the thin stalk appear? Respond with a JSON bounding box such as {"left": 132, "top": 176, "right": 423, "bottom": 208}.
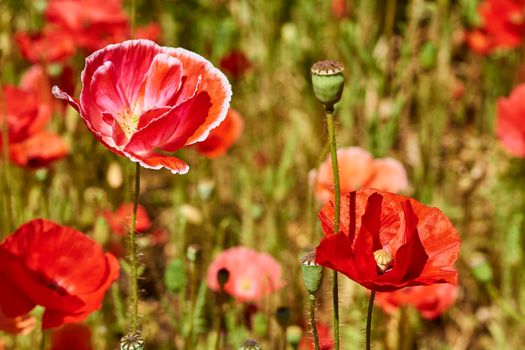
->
{"left": 309, "top": 295, "right": 321, "bottom": 350}
{"left": 184, "top": 261, "right": 197, "bottom": 350}
{"left": 129, "top": 162, "right": 141, "bottom": 333}
{"left": 326, "top": 110, "right": 340, "bottom": 349}
{"left": 366, "top": 290, "right": 376, "bottom": 350}
{"left": 40, "top": 331, "right": 46, "bottom": 350}
{"left": 130, "top": 0, "right": 137, "bottom": 38}
{"left": 1, "top": 78, "right": 12, "bottom": 237}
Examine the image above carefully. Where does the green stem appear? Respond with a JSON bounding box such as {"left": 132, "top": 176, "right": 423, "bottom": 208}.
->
{"left": 130, "top": 0, "right": 137, "bottom": 38}
{"left": 40, "top": 330, "right": 46, "bottom": 350}
{"left": 326, "top": 110, "right": 340, "bottom": 349}
{"left": 366, "top": 290, "right": 376, "bottom": 350}
{"left": 309, "top": 294, "right": 321, "bottom": 350}
{"left": 129, "top": 162, "right": 141, "bottom": 333}
{"left": 184, "top": 261, "right": 197, "bottom": 350}
{"left": 1, "top": 77, "right": 12, "bottom": 237}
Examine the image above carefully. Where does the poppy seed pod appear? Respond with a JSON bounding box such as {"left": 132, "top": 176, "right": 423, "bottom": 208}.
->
{"left": 286, "top": 325, "right": 303, "bottom": 347}
{"left": 311, "top": 60, "right": 345, "bottom": 112}
{"left": 239, "top": 339, "right": 262, "bottom": 350}
{"left": 120, "top": 333, "right": 144, "bottom": 350}
{"left": 217, "top": 267, "right": 230, "bottom": 290}
{"left": 300, "top": 251, "right": 324, "bottom": 294}
{"left": 275, "top": 306, "right": 291, "bottom": 329}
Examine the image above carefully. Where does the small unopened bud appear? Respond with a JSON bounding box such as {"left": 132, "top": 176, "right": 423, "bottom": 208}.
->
{"left": 120, "top": 333, "right": 144, "bottom": 350}
{"left": 239, "top": 339, "right": 262, "bottom": 350}
{"left": 300, "top": 251, "right": 324, "bottom": 294}
{"left": 217, "top": 267, "right": 230, "bottom": 290}
{"left": 186, "top": 244, "right": 201, "bottom": 263}
{"left": 373, "top": 249, "right": 393, "bottom": 273}
{"left": 275, "top": 306, "right": 291, "bottom": 329}
{"left": 286, "top": 325, "right": 303, "bottom": 347}
{"left": 311, "top": 60, "right": 345, "bottom": 112}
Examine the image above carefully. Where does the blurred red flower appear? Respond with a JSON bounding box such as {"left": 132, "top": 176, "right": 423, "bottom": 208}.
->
{"left": 45, "top": 0, "right": 129, "bottom": 52}
{"left": 15, "top": 26, "right": 76, "bottom": 64}
{"left": 219, "top": 50, "right": 251, "bottom": 80}
{"left": 0, "top": 219, "right": 120, "bottom": 329}
{"left": 375, "top": 280, "right": 458, "bottom": 320}
{"left": 497, "top": 84, "right": 525, "bottom": 157}
{"left": 315, "top": 189, "right": 460, "bottom": 292}
{"left": 467, "top": 0, "right": 525, "bottom": 54}
{"left": 310, "top": 147, "right": 409, "bottom": 203}
{"left": 0, "top": 309, "right": 36, "bottom": 335}
{"left": 50, "top": 323, "right": 93, "bottom": 350}
{"left": 53, "top": 39, "right": 231, "bottom": 174}
{"left": 196, "top": 108, "right": 243, "bottom": 158}
{"left": 103, "top": 203, "right": 152, "bottom": 236}
{"left": 331, "top": 0, "right": 349, "bottom": 19}
{"left": 0, "top": 65, "right": 68, "bottom": 168}
{"left": 207, "top": 247, "right": 284, "bottom": 302}
{"left": 299, "top": 321, "right": 333, "bottom": 350}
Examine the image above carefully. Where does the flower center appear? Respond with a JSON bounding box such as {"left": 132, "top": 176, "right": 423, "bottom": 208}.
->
{"left": 373, "top": 249, "right": 393, "bottom": 274}
{"left": 116, "top": 109, "right": 140, "bottom": 139}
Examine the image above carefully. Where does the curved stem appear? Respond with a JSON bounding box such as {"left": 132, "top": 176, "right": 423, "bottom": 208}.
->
{"left": 366, "top": 290, "right": 376, "bottom": 350}
{"left": 309, "top": 294, "right": 321, "bottom": 350}
{"left": 326, "top": 110, "right": 341, "bottom": 349}
{"left": 129, "top": 162, "right": 141, "bottom": 333}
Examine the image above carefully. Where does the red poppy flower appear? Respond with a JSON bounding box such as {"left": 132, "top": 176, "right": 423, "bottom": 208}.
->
{"left": 50, "top": 323, "right": 92, "bottom": 350}
{"left": 196, "top": 108, "right": 243, "bottom": 158}
{"left": 497, "top": 84, "right": 525, "bottom": 157}
{"left": 468, "top": 0, "right": 525, "bottom": 53}
{"left": 465, "top": 30, "right": 494, "bottom": 55}
{"left": 0, "top": 309, "right": 36, "bottom": 335}
{"left": 219, "top": 50, "right": 251, "bottom": 80}
{"left": 45, "top": 0, "right": 129, "bottom": 52}
{"left": 315, "top": 189, "right": 460, "bottom": 292}
{"left": 0, "top": 219, "right": 120, "bottom": 329}
{"left": 15, "top": 26, "right": 76, "bottom": 64}
{"left": 53, "top": 39, "right": 232, "bottom": 174}
{"left": 9, "top": 132, "right": 69, "bottom": 168}
{"left": 375, "top": 280, "right": 458, "bottom": 320}
{"left": 103, "top": 203, "right": 152, "bottom": 236}
{"left": 310, "top": 147, "right": 408, "bottom": 203}
{"left": 207, "top": 247, "right": 284, "bottom": 302}
{"left": 332, "top": 0, "right": 349, "bottom": 19}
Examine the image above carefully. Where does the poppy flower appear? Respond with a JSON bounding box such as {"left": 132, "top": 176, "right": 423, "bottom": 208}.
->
{"left": 496, "top": 84, "right": 525, "bottom": 157}
{"left": 331, "top": 0, "right": 349, "bottom": 19}
{"left": 467, "top": 0, "right": 525, "bottom": 54}
{"left": 1, "top": 66, "right": 68, "bottom": 168}
{"left": 374, "top": 280, "right": 458, "bottom": 320}
{"left": 310, "top": 147, "right": 409, "bottom": 203}
{"left": 219, "top": 50, "right": 251, "bottom": 80}
{"left": 315, "top": 189, "right": 460, "bottom": 292}
{"left": 45, "top": 0, "right": 129, "bottom": 52}
{"left": 206, "top": 247, "right": 284, "bottom": 302}
{"left": 9, "top": 132, "right": 69, "bottom": 168}
{"left": 53, "top": 39, "right": 232, "bottom": 174}
{"left": 196, "top": 108, "right": 243, "bottom": 158}
{"left": 50, "top": 323, "right": 93, "bottom": 350}
{"left": 0, "top": 219, "right": 120, "bottom": 329}
{"left": 299, "top": 321, "right": 333, "bottom": 350}
{"left": 103, "top": 202, "right": 152, "bottom": 236}
{"left": 0, "top": 309, "right": 36, "bottom": 335}
{"left": 465, "top": 30, "right": 494, "bottom": 55}
{"left": 15, "top": 27, "right": 76, "bottom": 64}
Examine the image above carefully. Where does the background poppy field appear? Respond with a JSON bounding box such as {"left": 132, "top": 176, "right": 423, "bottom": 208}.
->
{"left": 1, "top": 0, "right": 525, "bottom": 349}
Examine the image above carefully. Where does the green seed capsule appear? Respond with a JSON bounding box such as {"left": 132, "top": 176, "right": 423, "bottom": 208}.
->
{"left": 311, "top": 60, "right": 345, "bottom": 111}
{"left": 300, "top": 251, "right": 324, "bottom": 294}
{"left": 286, "top": 325, "right": 303, "bottom": 347}
{"left": 120, "top": 333, "right": 144, "bottom": 350}
{"left": 239, "top": 339, "right": 262, "bottom": 350}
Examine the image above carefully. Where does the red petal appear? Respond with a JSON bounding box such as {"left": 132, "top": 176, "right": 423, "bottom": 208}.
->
{"left": 89, "top": 61, "right": 130, "bottom": 113}
{"left": 129, "top": 152, "right": 189, "bottom": 174}
{"left": 140, "top": 53, "right": 182, "bottom": 109}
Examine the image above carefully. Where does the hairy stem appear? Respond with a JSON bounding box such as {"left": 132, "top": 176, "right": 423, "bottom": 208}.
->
{"left": 366, "top": 290, "right": 376, "bottom": 350}
{"left": 326, "top": 110, "right": 341, "bottom": 349}
{"left": 309, "top": 294, "right": 321, "bottom": 350}
{"left": 129, "top": 162, "right": 141, "bottom": 333}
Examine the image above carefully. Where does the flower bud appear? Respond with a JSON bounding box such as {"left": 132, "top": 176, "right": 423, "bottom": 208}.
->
{"left": 286, "top": 325, "right": 303, "bottom": 347}
{"left": 275, "top": 306, "right": 291, "bottom": 329}
{"left": 186, "top": 244, "right": 202, "bottom": 263}
{"left": 120, "top": 333, "right": 144, "bottom": 350}
{"left": 311, "top": 60, "right": 345, "bottom": 111}
{"left": 300, "top": 251, "right": 324, "bottom": 294}
{"left": 239, "top": 339, "right": 262, "bottom": 350}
